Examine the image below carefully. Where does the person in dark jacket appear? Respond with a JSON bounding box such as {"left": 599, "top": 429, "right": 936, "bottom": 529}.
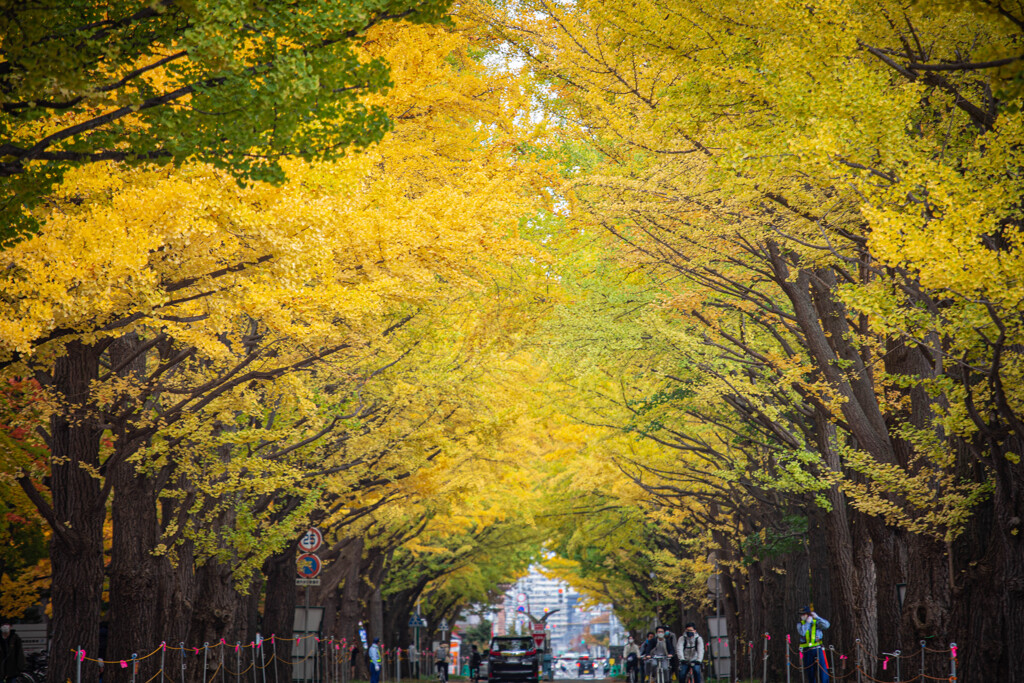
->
{"left": 0, "top": 623, "right": 27, "bottom": 682}
{"left": 641, "top": 627, "right": 676, "bottom": 683}
{"left": 469, "top": 645, "right": 482, "bottom": 683}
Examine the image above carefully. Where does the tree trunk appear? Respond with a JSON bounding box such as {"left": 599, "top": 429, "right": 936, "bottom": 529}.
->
{"left": 367, "top": 548, "right": 387, "bottom": 645}
{"left": 869, "top": 522, "right": 905, "bottom": 676}
{"left": 187, "top": 560, "right": 246, "bottom": 683}
{"left": 339, "top": 536, "right": 367, "bottom": 678}
{"left": 263, "top": 542, "right": 300, "bottom": 683}
{"left": 157, "top": 536, "right": 197, "bottom": 648}
{"left": 45, "top": 340, "right": 106, "bottom": 683}
{"left": 106, "top": 334, "right": 161, "bottom": 683}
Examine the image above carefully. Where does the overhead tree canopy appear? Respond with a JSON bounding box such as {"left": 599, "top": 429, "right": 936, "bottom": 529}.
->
{"left": 2, "top": 2, "right": 1023, "bottom": 683}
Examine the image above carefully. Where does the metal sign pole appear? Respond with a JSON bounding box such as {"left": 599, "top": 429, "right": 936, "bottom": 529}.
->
{"left": 305, "top": 585, "right": 311, "bottom": 683}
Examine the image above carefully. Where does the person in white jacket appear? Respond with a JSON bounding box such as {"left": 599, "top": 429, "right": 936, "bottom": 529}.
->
{"left": 622, "top": 635, "right": 642, "bottom": 682}
{"left": 676, "top": 623, "right": 704, "bottom": 683}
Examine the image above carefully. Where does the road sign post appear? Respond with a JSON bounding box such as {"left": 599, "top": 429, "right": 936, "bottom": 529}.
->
{"left": 531, "top": 624, "right": 546, "bottom": 650}
{"left": 297, "top": 530, "right": 324, "bottom": 683}
{"left": 299, "top": 528, "right": 323, "bottom": 553}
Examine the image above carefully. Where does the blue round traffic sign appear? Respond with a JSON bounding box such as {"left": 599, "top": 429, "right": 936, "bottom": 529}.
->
{"left": 297, "top": 553, "right": 322, "bottom": 578}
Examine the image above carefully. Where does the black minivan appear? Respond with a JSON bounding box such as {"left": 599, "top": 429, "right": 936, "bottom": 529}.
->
{"left": 488, "top": 636, "right": 540, "bottom": 683}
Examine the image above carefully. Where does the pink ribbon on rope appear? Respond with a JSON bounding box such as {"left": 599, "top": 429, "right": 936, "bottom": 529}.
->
{"left": 120, "top": 661, "right": 128, "bottom": 669}
{"left": 883, "top": 657, "right": 889, "bottom": 671}
{"left": 951, "top": 646, "right": 958, "bottom": 659}
{"left": 79, "top": 650, "right": 87, "bottom": 662}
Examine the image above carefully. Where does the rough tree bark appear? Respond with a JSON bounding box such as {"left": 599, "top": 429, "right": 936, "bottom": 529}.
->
{"left": 105, "top": 334, "right": 161, "bottom": 683}
{"left": 44, "top": 340, "right": 106, "bottom": 683}
{"left": 263, "top": 540, "right": 301, "bottom": 683}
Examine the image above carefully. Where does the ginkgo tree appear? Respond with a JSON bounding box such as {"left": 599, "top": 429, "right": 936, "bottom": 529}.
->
{"left": 0, "top": 8, "right": 553, "bottom": 682}
{"left": 0, "top": 0, "right": 455, "bottom": 241}
{"left": 483, "top": 0, "right": 1024, "bottom": 678}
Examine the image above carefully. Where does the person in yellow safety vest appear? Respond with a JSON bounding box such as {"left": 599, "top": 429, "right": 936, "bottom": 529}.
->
{"left": 797, "top": 606, "right": 831, "bottom": 683}
{"left": 369, "top": 638, "right": 383, "bottom": 683}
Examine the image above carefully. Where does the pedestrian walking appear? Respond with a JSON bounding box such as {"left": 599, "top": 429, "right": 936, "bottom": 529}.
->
{"left": 0, "top": 623, "right": 26, "bottom": 683}
{"left": 410, "top": 643, "right": 420, "bottom": 679}
{"left": 797, "top": 607, "right": 830, "bottom": 683}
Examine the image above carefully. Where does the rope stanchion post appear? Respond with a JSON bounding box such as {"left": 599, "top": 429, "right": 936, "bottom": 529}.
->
{"left": 949, "top": 643, "right": 957, "bottom": 683}
{"left": 204, "top": 643, "right": 210, "bottom": 683}
{"left": 161, "top": 642, "right": 167, "bottom": 681}
{"left": 77, "top": 646, "right": 83, "bottom": 683}
{"left": 827, "top": 646, "right": 834, "bottom": 683}
{"left": 762, "top": 634, "right": 769, "bottom": 683}
{"left": 181, "top": 642, "right": 187, "bottom": 683}
{"left": 855, "top": 640, "right": 861, "bottom": 683}
{"left": 237, "top": 641, "right": 242, "bottom": 683}
{"left": 273, "top": 637, "right": 280, "bottom": 683}
{"left": 252, "top": 642, "right": 259, "bottom": 683}
{"left": 261, "top": 637, "right": 268, "bottom": 683}
{"left": 749, "top": 640, "right": 753, "bottom": 683}
{"left": 133, "top": 653, "right": 139, "bottom": 683}
{"left": 920, "top": 641, "right": 925, "bottom": 682}
{"left": 786, "top": 634, "right": 791, "bottom": 683}
{"left": 883, "top": 650, "right": 901, "bottom": 683}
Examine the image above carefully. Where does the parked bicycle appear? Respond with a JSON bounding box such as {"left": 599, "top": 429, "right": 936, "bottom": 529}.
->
{"left": 13, "top": 650, "right": 48, "bottom": 683}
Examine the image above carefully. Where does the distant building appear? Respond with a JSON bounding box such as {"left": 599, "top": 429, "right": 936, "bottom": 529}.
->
{"left": 494, "top": 566, "right": 623, "bottom": 655}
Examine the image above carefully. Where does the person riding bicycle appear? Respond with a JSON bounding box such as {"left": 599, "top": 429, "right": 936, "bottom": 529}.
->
{"left": 434, "top": 643, "right": 449, "bottom": 683}
{"left": 469, "top": 645, "right": 482, "bottom": 683}
{"left": 676, "top": 623, "right": 704, "bottom": 683}
{"left": 638, "top": 633, "right": 655, "bottom": 683}
{"left": 623, "top": 635, "right": 641, "bottom": 683}
{"left": 641, "top": 627, "right": 675, "bottom": 683}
